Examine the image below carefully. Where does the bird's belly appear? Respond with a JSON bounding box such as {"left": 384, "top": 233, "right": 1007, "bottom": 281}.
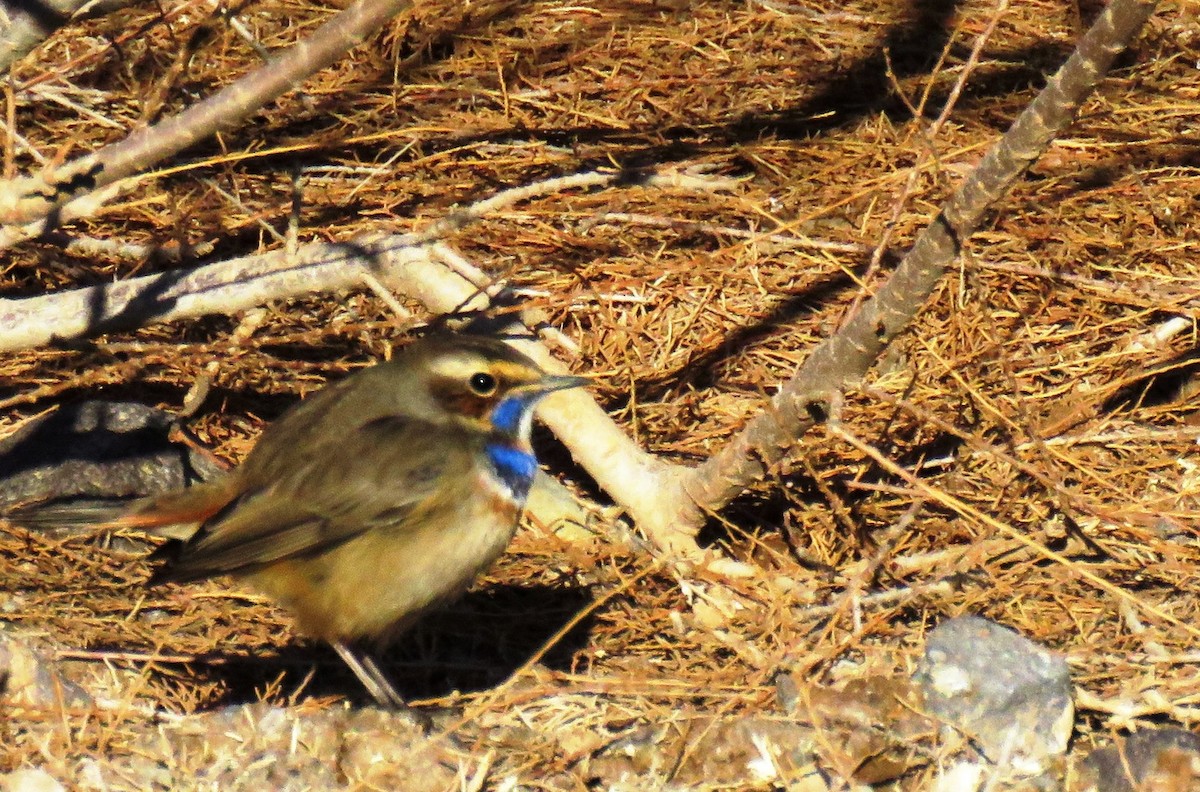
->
{"left": 244, "top": 474, "right": 520, "bottom": 644}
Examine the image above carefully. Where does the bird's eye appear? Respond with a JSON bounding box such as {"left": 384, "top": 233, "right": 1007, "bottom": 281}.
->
{"left": 469, "top": 372, "right": 497, "bottom": 395}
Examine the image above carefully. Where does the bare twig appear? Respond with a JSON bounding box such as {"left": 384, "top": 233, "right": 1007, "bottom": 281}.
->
{"left": 0, "top": 0, "right": 417, "bottom": 240}
{"left": 655, "top": 0, "right": 1161, "bottom": 544}
{"left": 0, "top": 230, "right": 667, "bottom": 539}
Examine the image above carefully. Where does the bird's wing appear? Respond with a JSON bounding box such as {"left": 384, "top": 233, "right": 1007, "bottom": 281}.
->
{"left": 155, "top": 416, "right": 476, "bottom": 583}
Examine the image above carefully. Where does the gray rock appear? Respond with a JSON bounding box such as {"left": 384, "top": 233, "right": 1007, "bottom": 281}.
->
{"left": 125, "top": 702, "right": 445, "bottom": 790}
{"left": 0, "top": 636, "right": 92, "bottom": 709}
{"left": 1077, "top": 728, "right": 1200, "bottom": 791}
{"left": 0, "top": 401, "right": 224, "bottom": 535}
{"left": 915, "top": 615, "right": 1073, "bottom": 777}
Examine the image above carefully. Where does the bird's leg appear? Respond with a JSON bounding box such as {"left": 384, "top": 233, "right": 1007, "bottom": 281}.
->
{"left": 331, "top": 641, "right": 405, "bottom": 709}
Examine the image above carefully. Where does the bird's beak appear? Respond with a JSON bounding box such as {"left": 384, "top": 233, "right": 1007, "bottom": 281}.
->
{"left": 537, "top": 374, "right": 590, "bottom": 394}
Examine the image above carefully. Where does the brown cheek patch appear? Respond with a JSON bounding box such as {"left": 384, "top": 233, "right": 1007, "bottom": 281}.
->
{"left": 429, "top": 380, "right": 493, "bottom": 419}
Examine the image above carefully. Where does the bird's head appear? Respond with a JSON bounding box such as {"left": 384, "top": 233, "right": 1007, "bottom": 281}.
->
{"left": 405, "top": 335, "right": 587, "bottom": 440}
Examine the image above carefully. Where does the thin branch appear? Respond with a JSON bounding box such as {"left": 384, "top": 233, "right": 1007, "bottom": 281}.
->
{"left": 0, "top": 0, "right": 416, "bottom": 239}
{"left": 657, "top": 0, "right": 1161, "bottom": 541}
{"left": 0, "top": 231, "right": 675, "bottom": 544}
{"left": 0, "top": 234, "right": 413, "bottom": 352}
{"left": 0, "top": 163, "right": 735, "bottom": 550}
{"left": 0, "top": 164, "right": 710, "bottom": 351}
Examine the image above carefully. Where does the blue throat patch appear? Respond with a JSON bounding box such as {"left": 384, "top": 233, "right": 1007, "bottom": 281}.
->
{"left": 489, "top": 395, "right": 535, "bottom": 436}
{"left": 485, "top": 443, "right": 537, "bottom": 500}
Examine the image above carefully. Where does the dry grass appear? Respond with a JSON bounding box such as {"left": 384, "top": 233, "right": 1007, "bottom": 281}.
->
{"left": 1, "top": 0, "right": 1199, "bottom": 787}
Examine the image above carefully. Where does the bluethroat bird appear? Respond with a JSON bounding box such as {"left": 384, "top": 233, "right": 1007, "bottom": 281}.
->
{"left": 84, "top": 334, "right": 586, "bottom": 708}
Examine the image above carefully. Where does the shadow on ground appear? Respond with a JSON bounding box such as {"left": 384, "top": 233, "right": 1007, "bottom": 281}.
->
{"left": 178, "top": 582, "right": 597, "bottom": 707}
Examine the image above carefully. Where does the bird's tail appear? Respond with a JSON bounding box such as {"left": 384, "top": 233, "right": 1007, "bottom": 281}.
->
{"left": 4, "top": 480, "right": 234, "bottom": 541}
{"left": 3, "top": 499, "right": 132, "bottom": 536}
